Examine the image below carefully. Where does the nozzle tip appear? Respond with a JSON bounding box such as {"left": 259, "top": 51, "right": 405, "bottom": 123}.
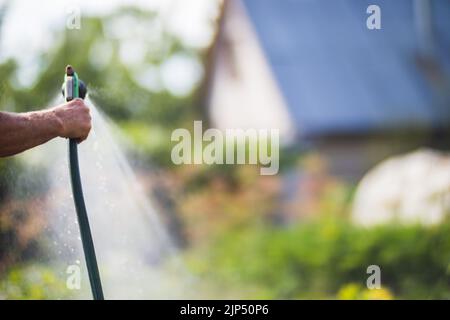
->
{"left": 66, "top": 65, "right": 74, "bottom": 76}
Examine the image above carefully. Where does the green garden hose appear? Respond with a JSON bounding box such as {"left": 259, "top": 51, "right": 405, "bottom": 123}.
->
{"left": 63, "top": 65, "right": 104, "bottom": 300}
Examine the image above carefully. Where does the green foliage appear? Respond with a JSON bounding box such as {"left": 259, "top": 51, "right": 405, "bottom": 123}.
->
{"left": 0, "top": 6, "right": 204, "bottom": 167}
{"left": 337, "top": 283, "right": 393, "bottom": 300}
{"left": 0, "top": 265, "right": 73, "bottom": 299}
{"left": 187, "top": 218, "right": 450, "bottom": 299}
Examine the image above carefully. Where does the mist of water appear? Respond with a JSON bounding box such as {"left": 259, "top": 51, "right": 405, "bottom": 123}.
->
{"left": 17, "top": 97, "right": 193, "bottom": 299}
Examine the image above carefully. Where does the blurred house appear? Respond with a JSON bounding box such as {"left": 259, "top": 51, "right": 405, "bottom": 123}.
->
{"left": 205, "top": 0, "right": 450, "bottom": 179}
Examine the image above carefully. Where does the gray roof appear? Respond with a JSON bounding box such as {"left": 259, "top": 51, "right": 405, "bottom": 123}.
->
{"left": 242, "top": 0, "right": 450, "bottom": 137}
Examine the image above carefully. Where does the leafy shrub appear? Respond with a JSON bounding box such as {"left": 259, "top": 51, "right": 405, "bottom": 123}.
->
{"left": 0, "top": 265, "right": 75, "bottom": 299}
{"left": 187, "top": 218, "right": 450, "bottom": 299}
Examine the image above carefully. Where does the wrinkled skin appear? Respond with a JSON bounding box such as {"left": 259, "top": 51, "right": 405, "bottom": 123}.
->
{"left": 0, "top": 98, "right": 91, "bottom": 157}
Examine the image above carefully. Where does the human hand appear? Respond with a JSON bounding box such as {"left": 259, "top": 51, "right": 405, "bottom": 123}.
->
{"left": 52, "top": 98, "right": 92, "bottom": 142}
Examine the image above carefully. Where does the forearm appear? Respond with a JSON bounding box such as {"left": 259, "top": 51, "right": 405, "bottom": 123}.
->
{"left": 0, "top": 109, "right": 63, "bottom": 157}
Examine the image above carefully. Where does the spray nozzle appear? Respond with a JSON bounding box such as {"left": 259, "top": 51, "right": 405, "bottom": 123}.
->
{"left": 62, "top": 65, "right": 87, "bottom": 101}
{"left": 66, "top": 65, "right": 74, "bottom": 76}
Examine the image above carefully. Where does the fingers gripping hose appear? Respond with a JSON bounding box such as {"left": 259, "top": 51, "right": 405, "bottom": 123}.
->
{"left": 63, "top": 65, "right": 104, "bottom": 300}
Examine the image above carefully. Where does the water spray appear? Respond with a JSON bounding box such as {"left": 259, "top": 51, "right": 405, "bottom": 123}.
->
{"left": 62, "top": 65, "right": 104, "bottom": 300}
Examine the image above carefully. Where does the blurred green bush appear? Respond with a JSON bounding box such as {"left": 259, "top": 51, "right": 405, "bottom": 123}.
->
{"left": 186, "top": 218, "right": 450, "bottom": 299}
{"left": 0, "top": 264, "right": 74, "bottom": 299}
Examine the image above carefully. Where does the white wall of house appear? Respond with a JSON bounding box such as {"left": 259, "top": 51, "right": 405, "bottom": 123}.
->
{"left": 208, "top": 0, "right": 295, "bottom": 144}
